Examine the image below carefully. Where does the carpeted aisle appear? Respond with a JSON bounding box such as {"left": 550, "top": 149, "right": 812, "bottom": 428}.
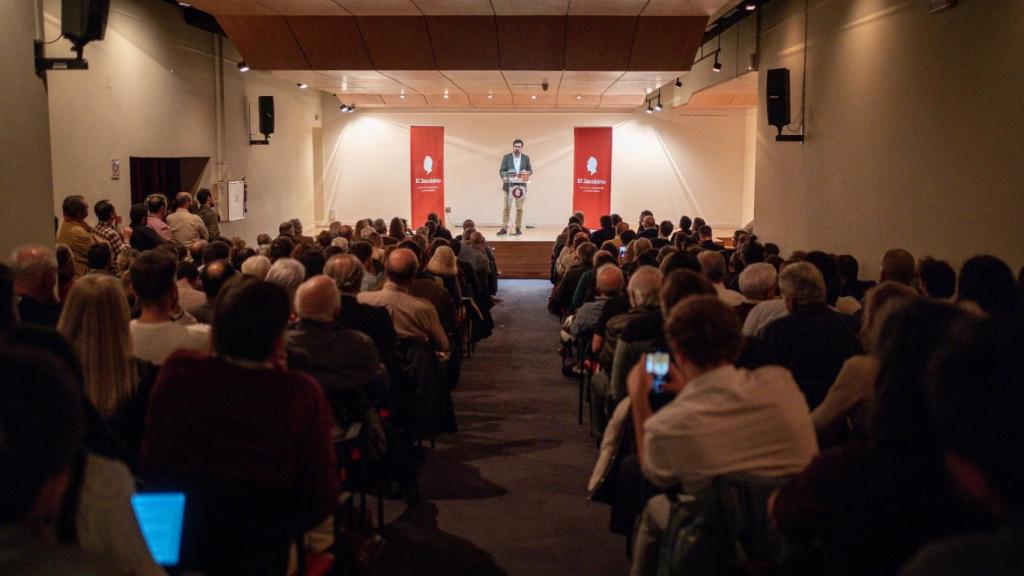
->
{"left": 375, "top": 279, "right": 627, "bottom": 576}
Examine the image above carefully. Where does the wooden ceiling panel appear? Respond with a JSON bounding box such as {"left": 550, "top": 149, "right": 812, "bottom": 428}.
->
{"left": 424, "top": 93, "right": 472, "bottom": 106}
{"left": 414, "top": 0, "right": 495, "bottom": 15}
{"left": 567, "top": 0, "right": 647, "bottom": 15}
{"left": 442, "top": 71, "right": 509, "bottom": 94}
{"left": 604, "top": 80, "right": 659, "bottom": 96}
{"left": 286, "top": 17, "right": 374, "bottom": 69}
{"left": 599, "top": 94, "right": 644, "bottom": 107}
{"left": 336, "top": 0, "right": 421, "bottom": 15}
{"left": 502, "top": 70, "right": 562, "bottom": 94}
{"left": 425, "top": 16, "right": 500, "bottom": 69}
{"left": 335, "top": 94, "right": 387, "bottom": 106}
{"left": 556, "top": 93, "right": 600, "bottom": 107}
{"left": 255, "top": 0, "right": 348, "bottom": 15}
{"left": 469, "top": 93, "right": 515, "bottom": 107}
{"left": 357, "top": 17, "right": 437, "bottom": 69}
{"left": 641, "top": 0, "right": 732, "bottom": 16}
{"left": 491, "top": 0, "right": 568, "bottom": 15}
{"left": 564, "top": 16, "right": 636, "bottom": 71}
{"left": 629, "top": 16, "right": 706, "bottom": 71}
{"left": 381, "top": 93, "right": 429, "bottom": 106}
{"left": 189, "top": 0, "right": 275, "bottom": 15}
{"left": 384, "top": 70, "right": 462, "bottom": 94}
{"left": 496, "top": 16, "right": 566, "bottom": 70}
{"left": 513, "top": 93, "right": 557, "bottom": 106}
{"left": 217, "top": 16, "right": 309, "bottom": 69}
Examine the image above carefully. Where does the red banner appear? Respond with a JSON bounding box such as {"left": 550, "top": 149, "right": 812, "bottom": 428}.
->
{"left": 410, "top": 126, "right": 445, "bottom": 227}
{"left": 572, "top": 127, "right": 612, "bottom": 223}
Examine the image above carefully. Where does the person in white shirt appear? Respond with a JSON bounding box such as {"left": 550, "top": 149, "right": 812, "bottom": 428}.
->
{"left": 698, "top": 250, "right": 744, "bottom": 307}
{"left": 128, "top": 250, "right": 209, "bottom": 365}
{"left": 626, "top": 295, "right": 818, "bottom": 576}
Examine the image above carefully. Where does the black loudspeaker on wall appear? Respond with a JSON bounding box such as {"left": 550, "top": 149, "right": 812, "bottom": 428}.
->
{"left": 62, "top": 0, "right": 110, "bottom": 49}
{"left": 258, "top": 96, "right": 275, "bottom": 137}
{"left": 766, "top": 68, "right": 790, "bottom": 135}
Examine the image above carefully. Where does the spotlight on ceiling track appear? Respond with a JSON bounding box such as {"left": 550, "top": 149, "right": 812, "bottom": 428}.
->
{"left": 237, "top": 61, "right": 249, "bottom": 73}
{"left": 297, "top": 82, "right": 308, "bottom": 89}
{"left": 347, "top": 104, "right": 356, "bottom": 113}
{"left": 339, "top": 104, "right": 349, "bottom": 112}
{"left": 645, "top": 101, "right": 653, "bottom": 114}
{"left": 713, "top": 53, "right": 722, "bottom": 72}
{"left": 675, "top": 77, "right": 682, "bottom": 88}
{"left": 745, "top": 1, "right": 757, "bottom": 10}
{"left": 654, "top": 92, "right": 663, "bottom": 111}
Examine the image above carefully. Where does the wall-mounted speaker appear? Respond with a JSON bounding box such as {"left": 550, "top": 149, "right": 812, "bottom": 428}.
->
{"left": 258, "top": 96, "right": 275, "bottom": 137}
{"left": 766, "top": 68, "right": 791, "bottom": 135}
{"left": 62, "top": 0, "right": 110, "bottom": 49}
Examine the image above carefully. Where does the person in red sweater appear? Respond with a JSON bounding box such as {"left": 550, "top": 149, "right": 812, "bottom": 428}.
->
{"left": 142, "top": 275, "right": 339, "bottom": 532}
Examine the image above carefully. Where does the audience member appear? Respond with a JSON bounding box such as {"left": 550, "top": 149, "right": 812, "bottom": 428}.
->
{"left": 568, "top": 264, "right": 623, "bottom": 339}
{"left": 55, "top": 244, "right": 76, "bottom": 301}
{"left": 188, "top": 259, "right": 236, "bottom": 324}
{"left": 166, "top": 192, "right": 209, "bottom": 245}
{"left": 736, "top": 262, "right": 777, "bottom": 322}
{"left": 129, "top": 203, "right": 164, "bottom": 251}
{"left": 837, "top": 254, "right": 874, "bottom": 301}
{"left": 359, "top": 248, "right": 449, "bottom": 352}
{"left": 93, "top": 199, "right": 130, "bottom": 271}
{"left": 628, "top": 295, "right": 818, "bottom": 576}
{"left": 772, "top": 300, "right": 986, "bottom": 576}
{"left": 11, "top": 244, "right": 62, "bottom": 328}
{"left": 811, "top": 282, "right": 918, "bottom": 447}
{"left": 128, "top": 250, "right": 209, "bottom": 365}
{"left": 175, "top": 260, "right": 204, "bottom": 310}
{"left": 194, "top": 188, "right": 220, "bottom": 240}
{"left": 240, "top": 254, "right": 272, "bottom": 280}
{"left": 265, "top": 257, "right": 306, "bottom": 304}
{"left": 324, "top": 254, "right": 397, "bottom": 360}
{"left": 760, "top": 261, "right": 862, "bottom": 409}
{"left": 903, "top": 315, "right": 1024, "bottom": 575}
{"left": 290, "top": 218, "right": 314, "bottom": 245}
{"left": 143, "top": 275, "right": 340, "bottom": 532}
{"left": 591, "top": 215, "right": 616, "bottom": 246}
{"left": 269, "top": 235, "right": 295, "bottom": 262}
{"left": 957, "top": 254, "right": 1020, "bottom": 315}
{"left": 551, "top": 242, "right": 597, "bottom": 313}
{"left": 85, "top": 243, "right": 113, "bottom": 275}
{"left": 145, "top": 194, "right": 173, "bottom": 242}
{"left": 697, "top": 225, "right": 722, "bottom": 251}
{"left": 917, "top": 258, "right": 956, "bottom": 300}
{"left": 698, "top": 250, "right": 744, "bottom": 306}
{"left": 55, "top": 195, "right": 97, "bottom": 276}
{"left": 880, "top": 248, "right": 916, "bottom": 286}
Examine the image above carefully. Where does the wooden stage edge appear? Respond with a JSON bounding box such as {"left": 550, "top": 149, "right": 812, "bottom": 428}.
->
{"left": 491, "top": 239, "right": 553, "bottom": 280}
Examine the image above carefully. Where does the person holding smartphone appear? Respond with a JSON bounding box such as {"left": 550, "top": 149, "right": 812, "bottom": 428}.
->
{"left": 626, "top": 295, "right": 818, "bottom": 576}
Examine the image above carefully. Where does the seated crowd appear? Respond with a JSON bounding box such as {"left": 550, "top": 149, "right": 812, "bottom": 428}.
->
{"left": 1, "top": 192, "right": 499, "bottom": 574}
{"left": 553, "top": 210, "right": 1024, "bottom": 576}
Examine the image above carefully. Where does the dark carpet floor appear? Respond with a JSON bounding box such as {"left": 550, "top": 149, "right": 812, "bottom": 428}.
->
{"left": 374, "top": 279, "right": 628, "bottom": 576}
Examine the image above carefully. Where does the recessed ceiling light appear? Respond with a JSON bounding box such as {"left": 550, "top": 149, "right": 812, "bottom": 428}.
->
{"left": 443, "top": 93, "right": 449, "bottom": 100}
{"left": 399, "top": 93, "right": 405, "bottom": 99}
{"left": 297, "top": 83, "right": 308, "bottom": 89}
{"left": 531, "top": 95, "right": 537, "bottom": 100}
{"left": 487, "top": 94, "right": 493, "bottom": 100}
{"left": 575, "top": 95, "right": 583, "bottom": 100}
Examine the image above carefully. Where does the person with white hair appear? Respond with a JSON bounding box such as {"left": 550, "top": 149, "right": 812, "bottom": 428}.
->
{"left": 331, "top": 237, "right": 349, "bottom": 252}
{"left": 324, "top": 254, "right": 397, "bottom": 359}
{"left": 265, "top": 258, "right": 306, "bottom": 303}
{"left": 240, "top": 254, "right": 272, "bottom": 280}
{"left": 760, "top": 262, "right": 862, "bottom": 410}
{"left": 10, "top": 244, "right": 62, "bottom": 327}
{"left": 736, "top": 262, "right": 778, "bottom": 323}
{"left": 290, "top": 276, "right": 385, "bottom": 427}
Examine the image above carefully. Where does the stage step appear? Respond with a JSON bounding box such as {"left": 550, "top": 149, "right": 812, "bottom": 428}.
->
{"left": 491, "top": 240, "right": 554, "bottom": 280}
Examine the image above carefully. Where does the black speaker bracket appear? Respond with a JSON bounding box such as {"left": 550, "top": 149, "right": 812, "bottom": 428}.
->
{"left": 249, "top": 136, "right": 270, "bottom": 146}
{"left": 775, "top": 134, "right": 804, "bottom": 143}
{"left": 34, "top": 40, "right": 89, "bottom": 78}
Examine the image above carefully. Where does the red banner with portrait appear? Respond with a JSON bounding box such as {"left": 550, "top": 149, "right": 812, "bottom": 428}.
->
{"left": 572, "top": 127, "right": 612, "bottom": 224}
{"left": 410, "top": 126, "right": 445, "bottom": 227}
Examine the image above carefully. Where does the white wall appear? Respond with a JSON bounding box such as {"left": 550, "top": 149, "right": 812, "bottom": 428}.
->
{"left": 322, "top": 103, "right": 753, "bottom": 231}
{"left": 755, "top": 0, "right": 1024, "bottom": 276}
{"left": 0, "top": 1, "right": 56, "bottom": 255}
{"left": 43, "top": 0, "right": 319, "bottom": 245}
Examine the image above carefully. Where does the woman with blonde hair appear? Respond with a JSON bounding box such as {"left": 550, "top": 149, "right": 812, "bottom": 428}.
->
{"left": 810, "top": 281, "right": 920, "bottom": 447}
{"left": 427, "top": 245, "right": 462, "bottom": 304}
{"left": 58, "top": 273, "right": 153, "bottom": 463}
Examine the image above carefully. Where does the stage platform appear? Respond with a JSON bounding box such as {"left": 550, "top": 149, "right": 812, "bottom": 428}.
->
{"left": 481, "top": 226, "right": 559, "bottom": 280}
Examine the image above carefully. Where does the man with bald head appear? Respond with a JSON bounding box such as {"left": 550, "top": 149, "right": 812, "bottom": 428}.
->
{"left": 290, "top": 276, "right": 385, "bottom": 424}
{"left": 166, "top": 192, "right": 209, "bottom": 245}
{"left": 10, "top": 245, "right": 61, "bottom": 327}
{"left": 357, "top": 249, "right": 448, "bottom": 352}
{"left": 569, "top": 263, "right": 623, "bottom": 339}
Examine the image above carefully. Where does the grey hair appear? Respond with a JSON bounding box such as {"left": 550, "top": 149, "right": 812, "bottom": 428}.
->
{"left": 10, "top": 244, "right": 58, "bottom": 284}
{"left": 240, "top": 254, "right": 272, "bottom": 280}
{"left": 265, "top": 258, "right": 306, "bottom": 298}
{"left": 331, "top": 237, "right": 349, "bottom": 252}
{"left": 595, "top": 264, "right": 624, "bottom": 297}
{"left": 778, "top": 261, "right": 826, "bottom": 308}
{"left": 323, "top": 254, "right": 364, "bottom": 294}
{"left": 627, "top": 265, "right": 663, "bottom": 308}
{"left": 738, "top": 262, "right": 777, "bottom": 300}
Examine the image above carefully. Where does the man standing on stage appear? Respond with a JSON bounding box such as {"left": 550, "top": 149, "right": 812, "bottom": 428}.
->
{"left": 498, "top": 138, "right": 532, "bottom": 236}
